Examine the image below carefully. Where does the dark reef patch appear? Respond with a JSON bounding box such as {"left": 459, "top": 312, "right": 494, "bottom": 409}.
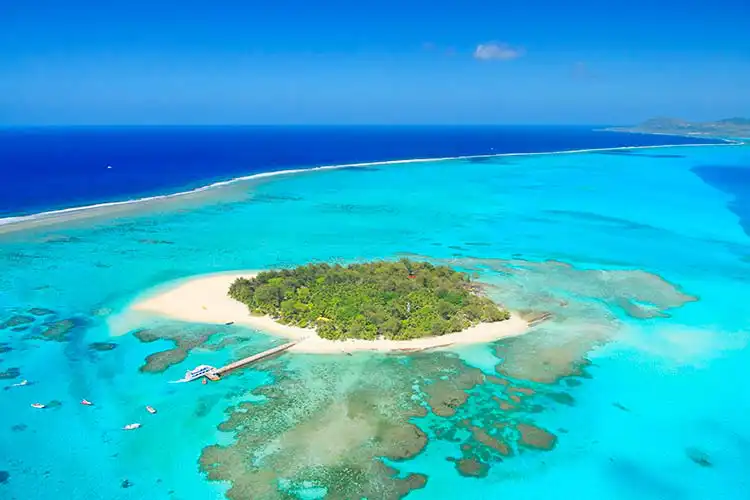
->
{"left": 28, "top": 307, "right": 55, "bottom": 316}
{"left": 0, "top": 470, "right": 8, "bottom": 484}
{"left": 0, "top": 315, "right": 34, "bottom": 330}
{"left": 452, "top": 457, "right": 489, "bottom": 477}
{"left": 11, "top": 423, "right": 27, "bottom": 432}
{"left": 686, "top": 447, "right": 712, "bottom": 467}
{"left": 133, "top": 328, "right": 161, "bottom": 343}
{"left": 137, "top": 239, "right": 175, "bottom": 245}
{"left": 135, "top": 325, "right": 217, "bottom": 373}
{"left": 0, "top": 343, "right": 11, "bottom": 354}
{"left": 595, "top": 150, "right": 636, "bottom": 156}
{"left": 40, "top": 318, "right": 80, "bottom": 342}
{"left": 0, "top": 367, "right": 20, "bottom": 379}
{"left": 250, "top": 193, "right": 304, "bottom": 203}
{"left": 89, "top": 342, "right": 118, "bottom": 352}
{"left": 317, "top": 203, "right": 399, "bottom": 215}
{"left": 516, "top": 422, "right": 558, "bottom": 451}
{"left": 613, "top": 402, "right": 630, "bottom": 412}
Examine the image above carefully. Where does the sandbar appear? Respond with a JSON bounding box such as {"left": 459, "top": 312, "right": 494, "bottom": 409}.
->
{"left": 130, "top": 271, "right": 530, "bottom": 354}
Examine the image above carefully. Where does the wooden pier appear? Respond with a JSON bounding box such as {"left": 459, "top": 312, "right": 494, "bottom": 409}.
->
{"left": 208, "top": 340, "right": 299, "bottom": 380}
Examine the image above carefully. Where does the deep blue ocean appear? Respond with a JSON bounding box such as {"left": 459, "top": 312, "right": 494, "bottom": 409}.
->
{"left": 0, "top": 126, "right": 722, "bottom": 217}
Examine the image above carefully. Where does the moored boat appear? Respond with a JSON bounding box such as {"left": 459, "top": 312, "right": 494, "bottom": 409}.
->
{"left": 146, "top": 406, "right": 157, "bottom": 414}
{"left": 180, "top": 364, "right": 218, "bottom": 382}
{"left": 31, "top": 403, "right": 45, "bottom": 409}
{"left": 81, "top": 399, "right": 93, "bottom": 406}
{"left": 123, "top": 423, "right": 141, "bottom": 430}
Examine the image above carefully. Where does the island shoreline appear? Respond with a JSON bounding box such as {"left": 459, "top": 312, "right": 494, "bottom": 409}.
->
{"left": 129, "top": 270, "right": 531, "bottom": 354}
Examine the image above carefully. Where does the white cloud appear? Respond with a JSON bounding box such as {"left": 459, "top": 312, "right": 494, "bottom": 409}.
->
{"left": 473, "top": 42, "right": 525, "bottom": 61}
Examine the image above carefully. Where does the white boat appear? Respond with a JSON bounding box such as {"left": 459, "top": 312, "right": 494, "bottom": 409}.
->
{"left": 11, "top": 379, "right": 28, "bottom": 387}
{"left": 123, "top": 423, "right": 141, "bottom": 430}
{"left": 31, "top": 403, "right": 45, "bottom": 409}
{"left": 146, "top": 406, "right": 157, "bottom": 414}
{"left": 176, "top": 364, "right": 218, "bottom": 383}
{"left": 81, "top": 399, "right": 93, "bottom": 406}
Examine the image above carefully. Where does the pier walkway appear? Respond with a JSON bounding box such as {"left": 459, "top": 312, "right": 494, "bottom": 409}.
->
{"left": 214, "top": 340, "right": 299, "bottom": 377}
{"left": 179, "top": 340, "right": 300, "bottom": 382}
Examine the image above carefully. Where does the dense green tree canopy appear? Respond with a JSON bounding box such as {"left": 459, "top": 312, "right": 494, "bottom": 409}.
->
{"left": 228, "top": 259, "right": 510, "bottom": 341}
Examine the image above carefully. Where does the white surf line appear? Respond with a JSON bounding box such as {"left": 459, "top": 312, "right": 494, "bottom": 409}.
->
{"left": 1, "top": 138, "right": 743, "bottom": 229}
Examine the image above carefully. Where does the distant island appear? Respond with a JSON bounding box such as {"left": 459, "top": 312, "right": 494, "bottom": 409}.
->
{"left": 605, "top": 117, "right": 750, "bottom": 138}
{"left": 228, "top": 259, "right": 510, "bottom": 341}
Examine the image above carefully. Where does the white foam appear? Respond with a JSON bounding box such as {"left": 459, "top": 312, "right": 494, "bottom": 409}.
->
{"left": 1, "top": 138, "right": 742, "bottom": 229}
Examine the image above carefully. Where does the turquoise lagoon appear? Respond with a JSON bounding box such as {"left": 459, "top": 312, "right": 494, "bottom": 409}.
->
{"left": 1, "top": 143, "right": 750, "bottom": 499}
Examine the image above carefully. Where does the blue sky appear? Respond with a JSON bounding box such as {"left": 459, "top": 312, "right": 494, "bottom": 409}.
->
{"left": 1, "top": 0, "right": 749, "bottom": 125}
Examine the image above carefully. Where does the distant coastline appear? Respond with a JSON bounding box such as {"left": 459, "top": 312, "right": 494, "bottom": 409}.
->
{"left": 0, "top": 139, "right": 736, "bottom": 236}
{"left": 602, "top": 117, "right": 750, "bottom": 140}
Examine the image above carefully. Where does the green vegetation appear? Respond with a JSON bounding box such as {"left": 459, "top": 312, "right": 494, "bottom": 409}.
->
{"left": 228, "top": 259, "right": 510, "bottom": 341}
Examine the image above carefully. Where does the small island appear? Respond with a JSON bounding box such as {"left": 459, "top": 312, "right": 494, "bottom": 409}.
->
{"left": 130, "top": 260, "right": 529, "bottom": 354}
{"left": 228, "top": 259, "right": 510, "bottom": 341}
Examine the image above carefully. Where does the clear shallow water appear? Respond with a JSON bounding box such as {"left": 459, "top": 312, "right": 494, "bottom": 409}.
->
{"left": 1, "top": 139, "right": 749, "bottom": 499}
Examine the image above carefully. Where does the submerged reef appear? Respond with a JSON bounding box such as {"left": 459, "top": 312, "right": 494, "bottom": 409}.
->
{"left": 0, "top": 367, "right": 21, "bottom": 379}
{"left": 133, "top": 323, "right": 243, "bottom": 373}
{"left": 0, "top": 315, "right": 34, "bottom": 330}
{"left": 135, "top": 328, "right": 212, "bottom": 373}
{"left": 89, "top": 341, "right": 118, "bottom": 352}
{"left": 194, "top": 256, "right": 697, "bottom": 498}
{"left": 200, "top": 350, "right": 565, "bottom": 497}
{"left": 40, "top": 319, "right": 79, "bottom": 342}
{"left": 28, "top": 307, "right": 55, "bottom": 316}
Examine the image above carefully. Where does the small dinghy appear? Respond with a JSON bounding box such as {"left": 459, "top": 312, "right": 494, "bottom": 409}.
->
{"left": 123, "top": 423, "right": 141, "bottom": 430}
{"left": 145, "top": 406, "right": 157, "bottom": 415}
{"left": 11, "top": 379, "right": 28, "bottom": 387}
{"left": 31, "top": 403, "right": 46, "bottom": 409}
{"left": 81, "top": 399, "right": 94, "bottom": 406}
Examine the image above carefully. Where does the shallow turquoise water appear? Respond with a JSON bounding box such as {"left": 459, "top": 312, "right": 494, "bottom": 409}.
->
{"left": 1, "top": 144, "right": 749, "bottom": 498}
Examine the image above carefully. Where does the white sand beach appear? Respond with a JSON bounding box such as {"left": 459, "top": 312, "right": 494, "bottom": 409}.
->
{"left": 131, "top": 270, "right": 530, "bottom": 354}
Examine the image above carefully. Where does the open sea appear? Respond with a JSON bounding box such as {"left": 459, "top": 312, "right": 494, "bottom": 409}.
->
{"left": 0, "top": 126, "right": 749, "bottom": 499}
